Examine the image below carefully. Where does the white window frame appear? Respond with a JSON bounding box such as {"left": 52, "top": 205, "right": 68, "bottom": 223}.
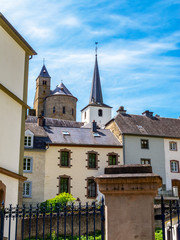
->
{"left": 24, "top": 129, "right": 34, "bottom": 148}
{"left": 170, "top": 161, "right": 179, "bottom": 173}
{"left": 169, "top": 142, "right": 177, "bottom": 151}
{"left": 23, "top": 181, "right": 32, "bottom": 198}
{"left": 141, "top": 158, "right": 151, "bottom": 164}
{"left": 23, "top": 157, "right": 33, "bottom": 173}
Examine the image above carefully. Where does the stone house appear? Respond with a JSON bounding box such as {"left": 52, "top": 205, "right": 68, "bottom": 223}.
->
{"left": 106, "top": 107, "right": 180, "bottom": 197}
{"left": 23, "top": 116, "right": 123, "bottom": 204}
{"left": 0, "top": 13, "right": 36, "bottom": 208}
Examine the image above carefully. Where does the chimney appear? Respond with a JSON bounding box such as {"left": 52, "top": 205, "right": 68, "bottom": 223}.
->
{"left": 37, "top": 116, "right": 45, "bottom": 127}
{"left": 92, "top": 120, "right": 97, "bottom": 132}
{"left": 116, "top": 106, "right": 127, "bottom": 114}
{"left": 28, "top": 109, "right": 36, "bottom": 116}
{"left": 142, "top": 110, "right": 153, "bottom": 118}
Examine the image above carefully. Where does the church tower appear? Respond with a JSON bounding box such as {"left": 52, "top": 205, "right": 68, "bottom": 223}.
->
{"left": 81, "top": 51, "right": 112, "bottom": 126}
{"left": 33, "top": 65, "right": 51, "bottom": 116}
{"left": 33, "top": 64, "right": 77, "bottom": 121}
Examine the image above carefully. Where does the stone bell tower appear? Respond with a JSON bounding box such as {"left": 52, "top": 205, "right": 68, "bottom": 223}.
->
{"left": 33, "top": 65, "right": 51, "bottom": 116}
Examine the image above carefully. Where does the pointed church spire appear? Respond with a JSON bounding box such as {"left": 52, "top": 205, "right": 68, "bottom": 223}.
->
{"left": 39, "top": 64, "right": 51, "bottom": 78}
{"left": 89, "top": 44, "right": 103, "bottom": 104}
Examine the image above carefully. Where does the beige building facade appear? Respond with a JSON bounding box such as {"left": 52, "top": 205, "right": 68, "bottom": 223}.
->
{"left": 0, "top": 13, "right": 36, "bottom": 209}
{"left": 23, "top": 116, "right": 123, "bottom": 204}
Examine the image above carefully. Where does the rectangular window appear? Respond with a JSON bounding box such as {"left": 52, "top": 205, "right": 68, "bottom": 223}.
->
{"left": 170, "top": 161, "right": 179, "bottom": 173}
{"left": 61, "top": 151, "right": 69, "bottom": 167}
{"left": 141, "top": 159, "right": 151, "bottom": 164}
{"left": 24, "top": 136, "right": 32, "bottom": 147}
{"left": 23, "top": 181, "right": 32, "bottom": 197}
{"left": 88, "top": 153, "right": 97, "bottom": 168}
{"left": 23, "top": 157, "right": 32, "bottom": 172}
{"left": 141, "top": 139, "right": 149, "bottom": 149}
{"left": 59, "top": 177, "right": 69, "bottom": 193}
{"left": 109, "top": 155, "right": 117, "bottom": 165}
{"left": 169, "top": 142, "right": 177, "bottom": 151}
{"left": 87, "top": 179, "right": 97, "bottom": 198}
{"left": 63, "top": 106, "right": 66, "bottom": 114}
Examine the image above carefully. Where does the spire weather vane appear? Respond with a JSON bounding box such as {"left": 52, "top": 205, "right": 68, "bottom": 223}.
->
{"left": 95, "top": 42, "right": 98, "bottom": 56}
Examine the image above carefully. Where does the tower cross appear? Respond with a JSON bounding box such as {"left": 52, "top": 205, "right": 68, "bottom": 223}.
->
{"left": 95, "top": 42, "right": 98, "bottom": 56}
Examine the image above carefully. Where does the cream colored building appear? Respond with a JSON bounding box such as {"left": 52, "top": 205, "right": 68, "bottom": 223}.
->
{"left": 23, "top": 116, "right": 123, "bottom": 204}
{"left": 0, "top": 13, "right": 36, "bottom": 208}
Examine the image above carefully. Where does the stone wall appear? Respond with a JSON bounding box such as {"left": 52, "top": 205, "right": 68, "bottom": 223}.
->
{"left": 22, "top": 213, "right": 101, "bottom": 238}
{"left": 45, "top": 95, "right": 77, "bottom": 121}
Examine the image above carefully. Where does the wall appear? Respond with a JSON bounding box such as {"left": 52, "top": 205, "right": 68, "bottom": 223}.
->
{"left": 45, "top": 95, "right": 77, "bottom": 121}
{"left": 0, "top": 91, "right": 22, "bottom": 173}
{"left": 124, "top": 135, "right": 166, "bottom": 184}
{"left": 23, "top": 150, "right": 46, "bottom": 205}
{"left": 44, "top": 146, "right": 122, "bottom": 203}
{"left": 22, "top": 212, "right": 101, "bottom": 238}
{"left": 164, "top": 138, "right": 180, "bottom": 190}
{"left": 0, "top": 26, "right": 25, "bottom": 100}
{"left": 105, "top": 121, "right": 123, "bottom": 144}
{"left": 23, "top": 146, "right": 123, "bottom": 205}
{"left": 0, "top": 174, "right": 19, "bottom": 239}
{"left": 81, "top": 106, "right": 111, "bottom": 125}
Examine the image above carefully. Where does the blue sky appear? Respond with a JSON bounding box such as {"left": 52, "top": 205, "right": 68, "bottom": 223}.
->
{"left": 1, "top": 0, "right": 180, "bottom": 120}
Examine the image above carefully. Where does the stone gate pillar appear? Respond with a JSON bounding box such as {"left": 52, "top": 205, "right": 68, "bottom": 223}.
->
{"left": 95, "top": 165, "right": 162, "bottom": 240}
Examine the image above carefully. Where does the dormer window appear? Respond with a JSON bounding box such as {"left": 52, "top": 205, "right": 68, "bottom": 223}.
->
{"left": 98, "top": 109, "right": 103, "bottom": 117}
{"left": 24, "top": 130, "right": 34, "bottom": 148}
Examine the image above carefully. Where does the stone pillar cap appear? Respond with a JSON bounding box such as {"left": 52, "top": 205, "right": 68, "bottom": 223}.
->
{"left": 105, "top": 164, "right": 152, "bottom": 174}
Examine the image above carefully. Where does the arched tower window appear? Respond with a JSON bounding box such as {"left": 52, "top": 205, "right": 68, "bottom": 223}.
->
{"left": 72, "top": 108, "right": 74, "bottom": 116}
{"left": 63, "top": 106, "right": 66, "bottom": 114}
{"left": 43, "top": 80, "right": 47, "bottom": 85}
{"left": 98, "top": 109, "right": 103, "bottom": 117}
{"left": 53, "top": 106, "right": 55, "bottom": 113}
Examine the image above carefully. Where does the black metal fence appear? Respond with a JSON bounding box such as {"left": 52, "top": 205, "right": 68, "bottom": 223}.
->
{"left": 155, "top": 196, "right": 180, "bottom": 240}
{"left": 0, "top": 199, "right": 105, "bottom": 240}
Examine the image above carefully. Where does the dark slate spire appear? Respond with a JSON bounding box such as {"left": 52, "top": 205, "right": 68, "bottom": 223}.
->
{"left": 39, "top": 65, "right": 50, "bottom": 78}
{"left": 89, "top": 55, "right": 103, "bottom": 104}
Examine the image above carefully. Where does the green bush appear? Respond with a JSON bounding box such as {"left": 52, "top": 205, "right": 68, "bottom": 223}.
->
{"left": 155, "top": 228, "right": 163, "bottom": 240}
{"left": 40, "top": 192, "right": 76, "bottom": 212}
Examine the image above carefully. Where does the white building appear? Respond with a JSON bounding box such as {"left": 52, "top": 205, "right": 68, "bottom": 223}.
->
{"left": 106, "top": 107, "right": 180, "bottom": 198}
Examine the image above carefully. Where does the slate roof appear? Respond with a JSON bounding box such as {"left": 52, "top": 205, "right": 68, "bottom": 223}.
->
{"left": 26, "top": 116, "right": 83, "bottom": 128}
{"left": 108, "top": 113, "right": 180, "bottom": 138}
{"left": 44, "top": 127, "right": 121, "bottom": 146}
{"left": 81, "top": 103, "right": 112, "bottom": 112}
{"left": 25, "top": 116, "right": 122, "bottom": 148}
{"left": 89, "top": 55, "right": 103, "bottom": 104}
{"left": 50, "top": 82, "right": 74, "bottom": 97}
{"left": 39, "top": 65, "right": 51, "bottom": 78}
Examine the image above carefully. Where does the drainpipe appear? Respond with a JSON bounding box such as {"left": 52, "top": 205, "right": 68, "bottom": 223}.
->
{"left": 122, "top": 134, "right": 125, "bottom": 165}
